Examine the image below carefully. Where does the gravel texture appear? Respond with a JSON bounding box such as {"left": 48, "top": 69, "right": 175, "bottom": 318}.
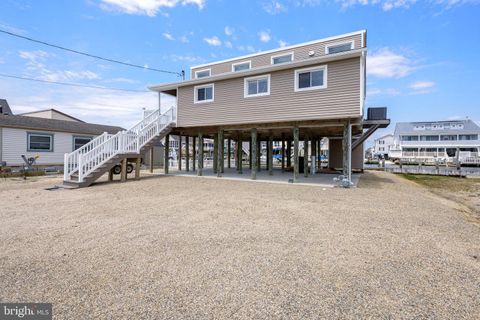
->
{"left": 0, "top": 171, "right": 479, "bottom": 319}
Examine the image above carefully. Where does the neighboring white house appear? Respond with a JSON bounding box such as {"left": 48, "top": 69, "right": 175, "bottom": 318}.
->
{"left": 373, "top": 133, "right": 394, "bottom": 158}
{"left": 0, "top": 99, "right": 123, "bottom": 166}
{"left": 389, "top": 119, "right": 480, "bottom": 164}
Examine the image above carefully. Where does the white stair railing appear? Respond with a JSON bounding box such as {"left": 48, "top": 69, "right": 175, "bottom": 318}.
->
{"left": 64, "top": 106, "right": 176, "bottom": 183}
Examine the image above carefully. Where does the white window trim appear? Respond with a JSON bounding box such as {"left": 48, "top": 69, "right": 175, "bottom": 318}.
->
{"left": 194, "top": 68, "right": 211, "bottom": 79}
{"left": 244, "top": 74, "right": 271, "bottom": 98}
{"left": 270, "top": 51, "right": 294, "bottom": 65}
{"left": 294, "top": 65, "right": 328, "bottom": 92}
{"left": 194, "top": 83, "right": 214, "bottom": 104}
{"left": 232, "top": 60, "right": 251, "bottom": 72}
{"left": 325, "top": 40, "right": 354, "bottom": 54}
{"left": 27, "top": 132, "right": 54, "bottom": 152}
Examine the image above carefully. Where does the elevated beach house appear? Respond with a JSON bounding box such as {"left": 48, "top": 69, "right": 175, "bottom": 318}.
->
{"left": 63, "top": 30, "right": 389, "bottom": 187}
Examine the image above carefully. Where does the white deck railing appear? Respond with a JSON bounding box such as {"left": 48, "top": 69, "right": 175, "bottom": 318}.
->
{"left": 64, "top": 106, "right": 176, "bottom": 183}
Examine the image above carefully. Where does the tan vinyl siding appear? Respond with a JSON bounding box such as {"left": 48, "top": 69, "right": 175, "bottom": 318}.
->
{"left": 191, "top": 33, "right": 363, "bottom": 78}
{"left": 178, "top": 58, "right": 360, "bottom": 127}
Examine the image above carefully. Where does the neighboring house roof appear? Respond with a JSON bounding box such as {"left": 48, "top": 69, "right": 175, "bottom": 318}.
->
{"left": 19, "top": 108, "right": 85, "bottom": 123}
{"left": 0, "top": 114, "right": 124, "bottom": 135}
{"left": 0, "top": 99, "right": 13, "bottom": 115}
{"left": 374, "top": 133, "right": 394, "bottom": 141}
{"left": 394, "top": 120, "right": 480, "bottom": 136}
{"left": 149, "top": 48, "right": 365, "bottom": 92}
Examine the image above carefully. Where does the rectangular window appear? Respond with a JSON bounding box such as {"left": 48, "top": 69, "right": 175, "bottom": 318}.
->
{"left": 73, "top": 136, "right": 92, "bottom": 150}
{"left": 459, "top": 134, "right": 478, "bottom": 140}
{"left": 27, "top": 133, "right": 53, "bottom": 152}
{"left": 401, "top": 135, "right": 419, "bottom": 141}
{"left": 232, "top": 61, "right": 251, "bottom": 72}
{"left": 194, "top": 84, "right": 214, "bottom": 103}
{"left": 441, "top": 135, "right": 457, "bottom": 141}
{"left": 294, "top": 66, "right": 327, "bottom": 92}
{"left": 325, "top": 41, "right": 354, "bottom": 54}
{"left": 271, "top": 52, "right": 293, "bottom": 65}
{"left": 244, "top": 74, "right": 270, "bottom": 97}
{"left": 195, "top": 69, "right": 211, "bottom": 79}
{"left": 419, "top": 135, "right": 439, "bottom": 141}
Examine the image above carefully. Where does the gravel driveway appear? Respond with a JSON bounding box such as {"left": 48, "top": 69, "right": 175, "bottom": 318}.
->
{"left": 0, "top": 171, "right": 479, "bottom": 319}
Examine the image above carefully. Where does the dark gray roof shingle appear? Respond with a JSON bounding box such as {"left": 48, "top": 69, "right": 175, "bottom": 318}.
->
{"left": 0, "top": 114, "right": 124, "bottom": 135}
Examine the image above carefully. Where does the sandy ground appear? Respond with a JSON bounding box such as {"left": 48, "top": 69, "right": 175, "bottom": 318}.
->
{"left": 0, "top": 171, "right": 479, "bottom": 319}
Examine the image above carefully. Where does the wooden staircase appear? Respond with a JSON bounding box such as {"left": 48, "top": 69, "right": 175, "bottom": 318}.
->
{"left": 63, "top": 107, "right": 176, "bottom": 188}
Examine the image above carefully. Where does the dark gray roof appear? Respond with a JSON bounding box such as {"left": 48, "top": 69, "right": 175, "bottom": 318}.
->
{"left": 394, "top": 119, "right": 480, "bottom": 136}
{"left": 0, "top": 114, "right": 124, "bottom": 135}
{"left": 0, "top": 99, "right": 13, "bottom": 115}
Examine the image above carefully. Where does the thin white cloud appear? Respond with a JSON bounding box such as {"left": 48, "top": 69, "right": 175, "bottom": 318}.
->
{"left": 224, "top": 26, "right": 234, "bottom": 36}
{"left": 203, "top": 36, "right": 222, "bottom": 46}
{"left": 263, "top": 0, "right": 287, "bottom": 14}
{"left": 258, "top": 30, "right": 271, "bottom": 43}
{"left": 99, "top": 0, "right": 205, "bottom": 16}
{"left": 367, "top": 48, "right": 416, "bottom": 78}
{"left": 278, "top": 40, "right": 288, "bottom": 48}
{"left": 335, "top": 0, "right": 479, "bottom": 11}
{"left": 367, "top": 87, "right": 401, "bottom": 97}
{"left": 164, "top": 54, "right": 205, "bottom": 63}
{"left": 409, "top": 81, "right": 435, "bottom": 90}
{"left": 162, "top": 32, "right": 175, "bottom": 41}
{"left": 224, "top": 41, "right": 233, "bottom": 48}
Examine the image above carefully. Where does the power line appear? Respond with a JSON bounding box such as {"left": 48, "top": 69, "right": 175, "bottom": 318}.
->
{"left": 0, "top": 28, "right": 184, "bottom": 78}
{"left": 0, "top": 73, "right": 151, "bottom": 93}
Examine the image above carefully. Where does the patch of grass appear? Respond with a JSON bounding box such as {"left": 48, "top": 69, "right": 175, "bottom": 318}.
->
{"left": 401, "top": 174, "right": 479, "bottom": 192}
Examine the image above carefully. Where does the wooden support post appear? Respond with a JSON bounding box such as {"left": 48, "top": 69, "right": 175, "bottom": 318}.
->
{"left": 249, "top": 138, "right": 252, "bottom": 169}
{"left": 287, "top": 140, "right": 292, "bottom": 167}
{"left": 268, "top": 135, "right": 273, "bottom": 176}
{"left": 227, "top": 138, "right": 231, "bottom": 169}
{"left": 238, "top": 137, "right": 243, "bottom": 174}
{"left": 149, "top": 147, "right": 154, "bottom": 173}
{"left": 108, "top": 168, "right": 114, "bottom": 181}
{"left": 221, "top": 137, "right": 224, "bottom": 174}
{"left": 213, "top": 133, "right": 218, "bottom": 174}
{"left": 281, "top": 135, "right": 285, "bottom": 172}
{"left": 317, "top": 139, "right": 321, "bottom": 171}
{"left": 185, "top": 136, "right": 190, "bottom": 172}
{"left": 197, "top": 133, "right": 203, "bottom": 176}
{"left": 251, "top": 129, "right": 257, "bottom": 180}
{"left": 135, "top": 157, "right": 141, "bottom": 180}
{"left": 311, "top": 138, "right": 317, "bottom": 174}
{"left": 217, "top": 129, "right": 223, "bottom": 177}
{"left": 192, "top": 136, "right": 196, "bottom": 171}
{"left": 121, "top": 158, "right": 127, "bottom": 182}
{"left": 304, "top": 137, "right": 309, "bottom": 178}
{"left": 164, "top": 134, "right": 169, "bottom": 174}
{"left": 178, "top": 135, "right": 182, "bottom": 171}
{"left": 343, "top": 121, "right": 352, "bottom": 181}
{"left": 293, "top": 127, "right": 299, "bottom": 182}
{"left": 257, "top": 139, "right": 261, "bottom": 172}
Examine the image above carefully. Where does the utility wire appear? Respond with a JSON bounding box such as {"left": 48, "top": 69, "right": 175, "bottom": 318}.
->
{"left": 0, "top": 28, "right": 184, "bottom": 78}
{"left": 0, "top": 73, "right": 151, "bottom": 93}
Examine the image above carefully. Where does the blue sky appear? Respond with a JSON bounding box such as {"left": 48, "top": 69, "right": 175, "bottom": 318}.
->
{"left": 1, "top": 0, "right": 479, "bottom": 142}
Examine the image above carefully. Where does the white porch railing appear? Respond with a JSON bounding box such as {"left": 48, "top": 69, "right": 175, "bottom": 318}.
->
{"left": 64, "top": 106, "right": 176, "bottom": 183}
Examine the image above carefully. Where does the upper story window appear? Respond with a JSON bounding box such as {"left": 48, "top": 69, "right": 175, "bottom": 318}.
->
{"left": 325, "top": 41, "right": 354, "bottom": 54}
{"left": 441, "top": 135, "right": 457, "bottom": 141}
{"left": 194, "top": 84, "right": 214, "bottom": 103}
{"left": 195, "top": 69, "right": 211, "bottom": 79}
{"left": 232, "top": 61, "right": 251, "bottom": 72}
{"left": 271, "top": 52, "right": 293, "bottom": 65}
{"left": 244, "top": 74, "right": 270, "bottom": 98}
{"left": 401, "top": 135, "right": 419, "bottom": 141}
{"left": 459, "top": 134, "right": 478, "bottom": 140}
{"left": 27, "top": 132, "right": 53, "bottom": 152}
{"left": 419, "top": 135, "right": 439, "bottom": 141}
{"left": 294, "top": 66, "right": 327, "bottom": 92}
{"left": 450, "top": 123, "right": 464, "bottom": 129}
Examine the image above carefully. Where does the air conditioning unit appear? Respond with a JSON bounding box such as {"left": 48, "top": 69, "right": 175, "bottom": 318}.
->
{"left": 367, "top": 107, "right": 387, "bottom": 120}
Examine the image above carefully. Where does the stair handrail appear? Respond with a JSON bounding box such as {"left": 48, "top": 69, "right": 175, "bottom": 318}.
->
{"left": 63, "top": 132, "right": 113, "bottom": 180}
{"left": 75, "top": 106, "right": 176, "bottom": 182}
